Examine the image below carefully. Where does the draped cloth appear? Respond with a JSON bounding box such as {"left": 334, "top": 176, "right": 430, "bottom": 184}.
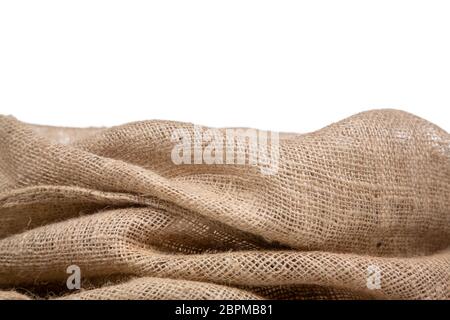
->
{"left": 0, "top": 109, "right": 448, "bottom": 300}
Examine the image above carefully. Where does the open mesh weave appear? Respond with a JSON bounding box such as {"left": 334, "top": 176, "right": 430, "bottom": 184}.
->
{"left": 0, "top": 109, "right": 448, "bottom": 300}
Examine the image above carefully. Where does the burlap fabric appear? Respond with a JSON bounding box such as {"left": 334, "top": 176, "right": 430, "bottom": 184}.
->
{"left": 0, "top": 109, "right": 448, "bottom": 300}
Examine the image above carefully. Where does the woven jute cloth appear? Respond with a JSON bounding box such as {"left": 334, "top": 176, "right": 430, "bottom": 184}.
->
{"left": 0, "top": 109, "right": 448, "bottom": 300}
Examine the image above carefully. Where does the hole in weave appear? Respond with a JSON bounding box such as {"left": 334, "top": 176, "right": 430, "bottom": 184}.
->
{"left": 376, "top": 242, "right": 382, "bottom": 248}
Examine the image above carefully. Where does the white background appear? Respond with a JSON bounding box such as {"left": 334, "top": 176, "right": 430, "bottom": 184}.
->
{"left": 0, "top": 1, "right": 449, "bottom": 132}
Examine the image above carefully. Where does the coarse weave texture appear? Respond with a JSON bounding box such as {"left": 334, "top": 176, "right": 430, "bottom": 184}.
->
{"left": 0, "top": 109, "right": 448, "bottom": 300}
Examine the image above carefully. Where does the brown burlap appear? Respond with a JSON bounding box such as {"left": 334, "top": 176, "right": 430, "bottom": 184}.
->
{"left": 0, "top": 109, "right": 448, "bottom": 300}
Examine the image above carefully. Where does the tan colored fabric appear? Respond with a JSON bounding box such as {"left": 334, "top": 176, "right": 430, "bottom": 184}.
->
{"left": 58, "top": 277, "right": 262, "bottom": 300}
{"left": 0, "top": 290, "right": 31, "bottom": 300}
{"left": 0, "top": 109, "right": 448, "bottom": 300}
